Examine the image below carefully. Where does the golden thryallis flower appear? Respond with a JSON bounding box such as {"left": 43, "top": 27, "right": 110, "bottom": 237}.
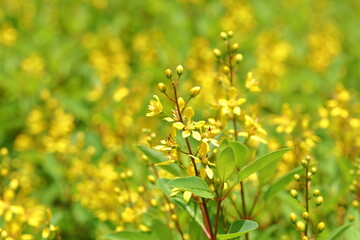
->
{"left": 216, "top": 87, "right": 246, "bottom": 118}
{"left": 146, "top": 95, "right": 163, "bottom": 117}
{"left": 172, "top": 107, "right": 205, "bottom": 141}
{"left": 245, "top": 72, "right": 261, "bottom": 92}
{"left": 239, "top": 115, "right": 267, "bottom": 146}
{"left": 271, "top": 103, "right": 297, "bottom": 134}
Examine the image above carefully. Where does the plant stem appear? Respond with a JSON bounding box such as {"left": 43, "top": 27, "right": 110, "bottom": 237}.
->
{"left": 173, "top": 83, "right": 214, "bottom": 239}
{"left": 227, "top": 39, "right": 249, "bottom": 240}
{"left": 214, "top": 184, "right": 224, "bottom": 237}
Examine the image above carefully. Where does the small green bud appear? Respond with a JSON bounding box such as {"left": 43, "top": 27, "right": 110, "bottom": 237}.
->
{"left": 307, "top": 172, "right": 313, "bottom": 180}
{"left": 296, "top": 221, "right": 305, "bottom": 231}
{"left": 165, "top": 69, "right": 173, "bottom": 79}
{"left": 220, "top": 32, "right": 228, "bottom": 40}
{"left": 290, "top": 212, "right": 297, "bottom": 223}
{"left": 315, "top": 196, "right": 324, "bottom": 206}
{"left": 232, "top": 43, "right": 239, "bottom": 52}
{"left": 301, "top": 160, "right": 308, "bottom": 168}
{"left": 306, "top": 156, "right": 311, "bottom": 162}
{"left": 235, "top": 53, "right": 243, "bottom": 63}
{"left": 176, "top": 65, "right": 184, "bottom": 76}
{"left": 311, "top": 167, "right": 317, "bottom": 174}
{"left": 302, "top": 212, "right": 309, "bottom": 220}
{"left": 317, "top": 222, "right": 325, "bottom": 232}
{"left": 294, "top": 174, "right": 301, "bottom": 182}
{"left": 213, "top": 49, "right": 222, "bottom": 58}
{"left": 302, "top": 236, "right": 308, "bottom": 240}
{"left": 227, "top": 30, "right": 233, "bottom": 38}
{"left": 222, "top": 66, "right": 230, "bottom": 74}
{"left": 349, "top": 184, "right": 356, "bottom": 192}
{"left": 348, "top": 214, "right": 354, "bottom": 221}
{"left": 190, "top": 86, "right": 201, "bottom": 98}
{"left": 290, "top": 189, "right": 298, "bottom": 198}
{"left": 158, "top": 83, "right": 167, "bottom": 93}
{"left": 313, "top": 189, "right": 320, "bottom": 197}
{"left": 147, "top": 175, "right": 156, "bottom": 184}
{"left": 352, "top": 200, "right": 359, "bottom": 208}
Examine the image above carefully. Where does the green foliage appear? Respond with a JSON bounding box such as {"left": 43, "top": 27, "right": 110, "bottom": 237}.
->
{"left": 238, "top": 148, "right": 292, "bottom": 182}
{"left": 217, "top": 220, "right": 258, "bottom": 239}
{"left": 168, "top": 176, "right": 214, "bottom": 198}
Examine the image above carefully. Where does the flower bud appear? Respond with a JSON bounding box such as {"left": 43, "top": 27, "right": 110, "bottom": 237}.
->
{"left": 306, "top": 156, "right": 311, "bottom": 162}
{"left": 296, "top": 221, "right": 305, "bottom": 231}
{"left": 290, "top": 212, "right": 297, "bottom": 223}
{"left": 171, "top": 214, "right": 178, "bottom": 221}
{"left": 302, "top": 237, "right": 308, "bottom": 240}
{"left": 220, "top": 32, "right": 228, "bottom": 40}
{"left": 307, "top": 172, "right": 313, "bottom": 180}
{"left": 317, "top": 222, "right": 325, "bottom": 232}
{"left": 158, "top": 83, "right": 167, "bottom": 93}
{"left": 290, "top": 189, "right": 298, "bottom": 198}
{"left": 147, "top": 175, "right": 156, "bottom": 184}
{"left": 348, "top": 214, "right": 354, "bottom": 221}
{"left": 235, "top": 54, "right": 243, "bottom": 63}
{"left": 165, "top": 69, "right": 172, "bottom": 79}
{"left": 352, "top": 200, "right": 359, "bottom": 208}
{"left": 294, "top": 174, "right": 301, "bottom": 182}
{"left": 301, "top": 160, "right": 308, "bottom": 168}
{"left": 190, "top": 86, "right": 201, "bottom": 98}
{"left": 311, "top": 167, "right": 317, "bottom": 174}
{"left": 315, "top": 196, "right": 323, "bottom": 206}
{"left": 227, "top": 30, "right": 233, "bottom": 38}
{"left": 176, "top": 65, "right": 184, "bottom": 76}
{"left": 232, "top": 43, "right": 239, "bottom": 52}
{"left": 222, "top": 66, "right": 230, "bottom": 74}
{"left": 302, "top": 211, "right": 309, "bottom": 220}
{"left": 313, "top": 189, "right": 320, "bottom": 197}
{"left": 213, "top": 49, "right": 222, "bottom": 58}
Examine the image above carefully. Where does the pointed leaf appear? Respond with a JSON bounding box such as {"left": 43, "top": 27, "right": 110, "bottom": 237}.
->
{"left": 264, "top": 164, "right": 314, "bottom": 200}
{"left": 238, "top": 148, "right": 292, "bottom": 182}
{"left": 327, "top": 223, "right": 352, "bottom": 240}
{"left": 216, "top": 145, "right": 236, "bottom": 181}
{"left": 136, "top": 145, "right": 182, "bottom": 176}
{"left": 217, "top": 220, "right": 258, "bottom": 239}
{"left": 158, "top": 178, "right": 204, "bottom": 229}
{"left": 229, "top": 141, "right": 248, "bottom": 168}
{"left": 168, "top": 176, "right": 214, "bottom": 198}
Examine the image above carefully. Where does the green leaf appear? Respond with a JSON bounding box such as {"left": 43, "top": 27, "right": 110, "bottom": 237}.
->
{"left": 263, "top": 164, "right": 314, "bottom": 200}
{"left": 136, "top": 145, "right": 182, "bottom": 176}
{"left": 158, "top": 178, "right": 204, "bottom": 228}
{"left": 217, "top": 220, "right": 258, "bottom": 239}
{"left": 238, "top": 148, "right": 292, "bottom": 182}
{"left": 327, "top": 223, "right": 352, "bottom": 240}
{"left": 216, "top": 146, "right": 236, "bottom": 181}
{"left": 104, "top": 231, "right": 153, "bottom": 240}
{"left": 168, "top": 176, "right": 214, "bottom": 198}
{"left": 229, "top": 141, "right": 248, "bottom": 168}
{"left": 152, "top": 220, "right": 174, "bottom": 240}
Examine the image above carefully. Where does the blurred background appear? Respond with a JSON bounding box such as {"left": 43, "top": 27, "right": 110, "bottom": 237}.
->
{"left": 0, "top": 0, "right": 359, "bottom": 239}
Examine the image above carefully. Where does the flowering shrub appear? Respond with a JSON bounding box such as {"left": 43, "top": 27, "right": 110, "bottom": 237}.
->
{"left": 0, "top": 0, "right": 360, "bottom": 240}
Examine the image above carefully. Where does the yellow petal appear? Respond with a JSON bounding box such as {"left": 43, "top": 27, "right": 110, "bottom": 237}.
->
{"left": 205, "top": 166, "right": 214, "bottom": 179}
{"left": 195, "top": 120, "right": 206, "bottom": 128}
{"left": 184, "top": 107, "right": 195, "bottom": 120}
{"left": 182, "top": 130, "right": 191, "bottom": 138}
{"left": 173, "top": 122, "right": 185, "bottom": 130}
{"left": 192, "top": 131, "right": 202, "bottom": 141}
{"left": 233, "top": 107, "right": 241, "bottom": 115}
{"left": 183, "top": 191, "right": 192, "bottom": 202}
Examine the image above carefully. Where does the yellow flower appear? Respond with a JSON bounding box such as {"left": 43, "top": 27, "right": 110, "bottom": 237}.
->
{"left": 146, "top": 95, "right": 163, "bottom": 117}
{"left": 245, "top": 72, "right": 261, "bottom": 92}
